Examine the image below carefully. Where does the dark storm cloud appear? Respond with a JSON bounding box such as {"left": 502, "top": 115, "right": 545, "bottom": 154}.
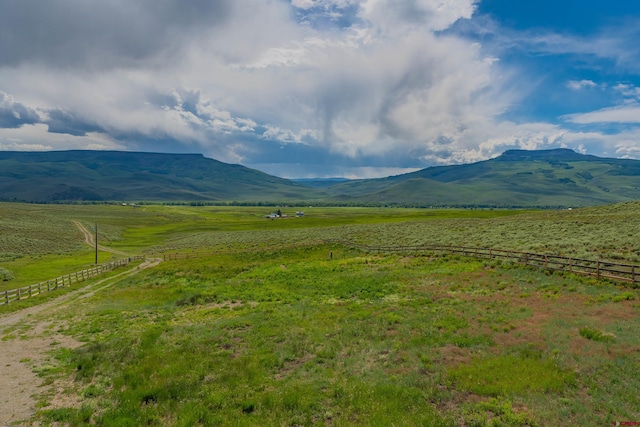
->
{"left": 376, "top": 58, "right": 437, "bottom": 140}
{"left": 0, "top": 91, "right": 41, "bottom": 128}
{"left": 45, "top": 108, "right": 104, "bottom": 136}
{"left": 0, "top": 0, "right": 232, "bottom": 68}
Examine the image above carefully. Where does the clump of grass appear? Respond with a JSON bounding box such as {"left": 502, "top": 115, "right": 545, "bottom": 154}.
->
{"left": 40, "top": 405, "right": 93, "bottom": 425}
{"left": 611, "top": 292, "right": 635, "bottom": 302}
{"left": 579, "top": 326, "right": 615, "bottom": 342}
{"left": 464, "top": 397, "right": 534, "bottom": 426}
{"left": 448, "top": 354, "right": 576, "bottom": 396}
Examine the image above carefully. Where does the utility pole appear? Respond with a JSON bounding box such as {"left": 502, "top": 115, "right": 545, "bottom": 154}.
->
{"left": 95, "top": 223, "right": 98, "bottom": 265}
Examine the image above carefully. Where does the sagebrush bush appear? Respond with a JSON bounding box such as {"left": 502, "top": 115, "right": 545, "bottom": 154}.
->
{"left": 0, "top": 267, "right": 15, "bottom": 281}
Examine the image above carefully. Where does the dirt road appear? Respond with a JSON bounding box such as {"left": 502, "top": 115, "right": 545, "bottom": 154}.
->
{"left": 73, "top": 220, "right": 131, "bottom": 257}
{"left": 0, "top": 223, "right": 161, "bottom": 426}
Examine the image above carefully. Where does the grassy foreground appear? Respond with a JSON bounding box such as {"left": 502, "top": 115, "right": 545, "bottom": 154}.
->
{"left": 1, "top": 202, "right": 640, "bottom": 425}
{"left": 34, "top": 247, "right": 640, "bottom": 426}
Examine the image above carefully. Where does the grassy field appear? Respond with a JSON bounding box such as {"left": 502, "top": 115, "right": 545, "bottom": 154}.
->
{"left": 1, "top": 202, "right": 640, "bottom": 425}
{"left": 0, "top": 203, "right": 527, "bottom": 290}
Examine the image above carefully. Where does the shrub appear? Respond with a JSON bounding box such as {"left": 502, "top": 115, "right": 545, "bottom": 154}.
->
{"left": 0, "top": 267, "right": 15, "bottom": 282}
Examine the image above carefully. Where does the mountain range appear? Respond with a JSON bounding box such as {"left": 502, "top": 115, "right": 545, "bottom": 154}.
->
{"left": 1, "top": 148, "right": 639, "bottom": 207}
{"left": 0, "top": 150, "right": 316, "bottom": 202}
{"left": 329, "top": 148, "right": 640, "bottom": 207}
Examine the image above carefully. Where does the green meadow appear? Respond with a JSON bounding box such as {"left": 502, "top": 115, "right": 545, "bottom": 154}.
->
{"left": 1, "top": 202, "right": 640, "bottom": 425}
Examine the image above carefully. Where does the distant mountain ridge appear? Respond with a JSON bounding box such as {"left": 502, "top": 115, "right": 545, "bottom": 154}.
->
{"left": 323, "top": 149, "right": 640, "bottom": 207}
{"left": 0, "top": 150, "right": 322, "bottom": 202}
{"left": 1, "top": 148, "right": 639, "bottom": 206}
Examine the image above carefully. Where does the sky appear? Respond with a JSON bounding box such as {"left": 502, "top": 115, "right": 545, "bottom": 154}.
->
{"left": 1, "top": 1, "right": 640, "bottom": 178}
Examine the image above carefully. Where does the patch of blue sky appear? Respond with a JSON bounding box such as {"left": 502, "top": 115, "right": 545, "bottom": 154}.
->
{"left": 460, "top": 0, "right": 640, "bottom": 128}
{"left": 293, "top": 3, "right": 361, "bottom": 30}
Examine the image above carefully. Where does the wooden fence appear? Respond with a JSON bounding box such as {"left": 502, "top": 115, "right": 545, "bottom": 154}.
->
{"left": 1, "top": 256, "right": 145, "bottom": 305}
{"left": 354, "top": 244, "right": 640, "bottom": 286}
{"left": 162, "top": 241, "right": 640, "bottom": 287}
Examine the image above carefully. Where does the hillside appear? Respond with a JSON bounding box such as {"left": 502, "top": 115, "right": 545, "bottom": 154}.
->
{"left": 0, "top": 150, "right": 323, "bottom": 202}
{"left": 2, "top": 148, "right": 640, "bottom": 206}
{"left": 326, "top": 148, "right": 640, "bottom": 207}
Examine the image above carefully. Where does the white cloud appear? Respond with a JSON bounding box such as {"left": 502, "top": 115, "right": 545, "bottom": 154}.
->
{"left": 613, "top": 83, "right": 640, "bottom": 99}
{"left": 0, "top": 124, "right": 124, "bottom": 151}
{"left": 567, "top": 80, "right": 597, "bottom": 90}
{"left": 563, "top": 104, "right": 640, "bottom": 124}
{"left": 292, "top": 0, "right": 317, "bottom": 9}
{"left": 359, "top": 0, "right": 478, "bottom": 33}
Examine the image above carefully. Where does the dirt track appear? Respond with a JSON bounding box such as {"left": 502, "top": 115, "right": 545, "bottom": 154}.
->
{"left": 0, "top": 222, "right": 161, "bottom": 426}
{"left": 73, "top": 220, "right": 131, "bottom": 257}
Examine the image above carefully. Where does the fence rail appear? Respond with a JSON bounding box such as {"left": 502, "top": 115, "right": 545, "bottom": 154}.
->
{"left": 353, "top": 243, "right": 639, "bottom": 285}
{"left": 162, "top": 241, "right": 640, "bottom": 286}
{"left": 1, "top": 256, "right": 145, "bottom": 306}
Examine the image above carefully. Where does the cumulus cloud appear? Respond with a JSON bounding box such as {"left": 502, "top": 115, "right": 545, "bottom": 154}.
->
{"left": 359, "top": 0, "right": 478, "bottom": 33}
{"left": 0, "top": 0, "right": 638, "bottom": 177}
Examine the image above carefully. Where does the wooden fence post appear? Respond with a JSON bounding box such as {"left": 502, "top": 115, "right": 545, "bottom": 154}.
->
{"left": 597, "top": 259, "right": 601, "bottom": 280}
{"left": 633, "top": 265, "right": 636, "bottom": 284}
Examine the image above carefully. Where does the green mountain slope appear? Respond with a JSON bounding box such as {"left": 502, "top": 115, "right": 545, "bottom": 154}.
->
{"left": 326, "top": 149, "right": 640, "bottom": 207}
{"left": 0, "top": 151, "right": 323, "bottom": 202}
{"left": 3, "top": 148, "right": 640, "bottom": 206}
